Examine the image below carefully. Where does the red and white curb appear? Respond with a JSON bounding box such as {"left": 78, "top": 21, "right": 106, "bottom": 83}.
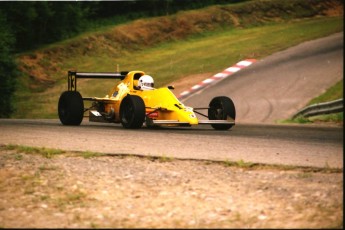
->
{"left": 178, "top": 59, "right": 257, "bottom": 100}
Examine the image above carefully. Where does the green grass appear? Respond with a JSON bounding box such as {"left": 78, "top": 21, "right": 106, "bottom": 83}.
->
{"left": 307, "top": 80, "right": 343, "bottom": 105}
{"left": 4, "top": 144, "right": 65, "bottom": 158}
{"left": 1, "top": 144, "right": 105, "bottom": 159}
{"left": 61, "top": 17, "right": 344, "bottom": 87}
{"left": 79, "top": 151, "right": 106, "bottom": 159}
{"left": 281, "top": 79, "right": 343, "bottom": 124}
{"left": 12, "top": 16, "right": 343, "bottom": 119}
{"left": 1, "top": 144, "right": 342, "bottom": 172}
{"left": 281, "top": 112, "right": 343, "bottom": 125}
{"left": 309, "top": 112, "right": 343, "bottom": 122}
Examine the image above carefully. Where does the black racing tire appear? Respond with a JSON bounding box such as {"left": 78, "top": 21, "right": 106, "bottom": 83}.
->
{"left": 58, "top": 91, "right": 84, "bottom": 125}
{"left": 120, "top": 95, "right": 146, "bottom": 129}
{"left": 208, "top": 96, "right": 236, "bottom": 130}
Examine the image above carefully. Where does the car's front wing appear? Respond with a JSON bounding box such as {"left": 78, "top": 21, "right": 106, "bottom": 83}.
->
{"left": 149, "top": 119, "right": 235, "bottom": 126}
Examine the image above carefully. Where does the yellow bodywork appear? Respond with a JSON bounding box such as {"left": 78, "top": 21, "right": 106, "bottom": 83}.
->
{"left": 90, "top": 70, "right": 198, "bottom": 126}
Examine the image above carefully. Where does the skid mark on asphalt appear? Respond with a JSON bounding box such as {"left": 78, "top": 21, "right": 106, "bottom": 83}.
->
{"left": 260, "top": 97, "right": 274, "bottom": 123}
{"left": 241, "top": 99, "right": 251, "bottom": 119}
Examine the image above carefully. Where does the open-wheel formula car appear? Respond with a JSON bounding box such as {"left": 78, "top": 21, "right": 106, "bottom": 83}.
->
{"left": 58, "top": 70, "right": 236, "bottom": 130}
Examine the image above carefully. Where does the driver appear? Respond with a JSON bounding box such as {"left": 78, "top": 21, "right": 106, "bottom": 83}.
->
{"left": 138, "top": 75, "right": 154, "bottom": 90}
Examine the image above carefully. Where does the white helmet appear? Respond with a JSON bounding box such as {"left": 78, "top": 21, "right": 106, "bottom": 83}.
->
{"left": 138, "top": 75, "right": 154, "bottom": 90}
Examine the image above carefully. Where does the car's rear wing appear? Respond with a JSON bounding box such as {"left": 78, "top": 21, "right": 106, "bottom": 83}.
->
{"left": 67, "top": 70, "right": 129, "bottom": 91}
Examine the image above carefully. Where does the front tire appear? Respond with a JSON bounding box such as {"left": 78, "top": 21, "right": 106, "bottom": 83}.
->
{"left": 58, "top": 91, "right": 84, "bottom": 125}
{"left": 120, "top": 95, "right": 145, "bottom": 129}
{"left": 208, "top": 96, "right": 236, "bottom": 130}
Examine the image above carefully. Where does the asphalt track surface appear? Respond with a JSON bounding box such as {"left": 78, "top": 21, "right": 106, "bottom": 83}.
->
{"left": 0, "top": 119, "right": 342, "bottom": 169}
{"left": 183, "top": 32, "right": 344, "bottom": 124}
{"left": 0, "top": 33, "right": 343, "bottom": 169}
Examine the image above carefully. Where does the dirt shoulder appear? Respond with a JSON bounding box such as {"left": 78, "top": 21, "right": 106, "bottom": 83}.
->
{"left": 0, "top": 147, "right": 342, "bottom": 228}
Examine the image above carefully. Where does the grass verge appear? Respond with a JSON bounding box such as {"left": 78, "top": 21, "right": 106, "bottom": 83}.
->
{"left": 280, "top": 79, "right": 343, "bottom": 124}
{"left": 13, "top": 16, "right": 344, "bottom": 118}
{"left": 3, "top": 144, "right": 65, "bottom": 159}
{"left": 1, "top": 144, "right": 342, "bottom": 173}
{"left": 1, "top": 144, "right": 105, "bottom": 159}
{"left": 307, "top": 80, "right": 343, "bottom": 105}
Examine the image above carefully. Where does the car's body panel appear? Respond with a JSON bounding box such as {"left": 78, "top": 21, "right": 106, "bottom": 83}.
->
{"left": 60, "top": 70, "right": 235, "bottom": 129}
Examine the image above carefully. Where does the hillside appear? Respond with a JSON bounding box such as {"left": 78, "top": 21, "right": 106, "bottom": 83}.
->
{"left": 14, "top": 0, "right": 343, "bottom": 118}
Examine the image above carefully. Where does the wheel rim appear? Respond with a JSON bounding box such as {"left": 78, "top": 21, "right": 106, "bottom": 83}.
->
{"left": 210, "top": 103, "right": 225, "bottom": 120}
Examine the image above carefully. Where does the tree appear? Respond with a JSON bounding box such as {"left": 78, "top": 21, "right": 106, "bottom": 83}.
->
{"left": 0, "top": 10, "right": 17, "bottom": 118}
{"left": 0, "top": 1, "right": 89, "bottom": 50}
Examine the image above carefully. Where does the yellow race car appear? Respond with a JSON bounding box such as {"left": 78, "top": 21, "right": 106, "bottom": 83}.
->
{"left": 58, "top": 70, "right": 235, "bottom": 130}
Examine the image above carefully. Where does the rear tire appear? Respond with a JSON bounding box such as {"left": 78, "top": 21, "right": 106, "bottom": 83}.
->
{"left": 58, "top": 91, "right": 84, "bottom": 125}
{"left": 120, "top": 95, "right": 145, "bottom": 129}
{"left": 208, "top": 96, "right": 236, "bottom": 130}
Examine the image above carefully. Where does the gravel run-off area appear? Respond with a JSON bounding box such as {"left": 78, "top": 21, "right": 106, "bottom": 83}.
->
{"left": 0, "top": 146, "right": 343, "bottom": 228}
